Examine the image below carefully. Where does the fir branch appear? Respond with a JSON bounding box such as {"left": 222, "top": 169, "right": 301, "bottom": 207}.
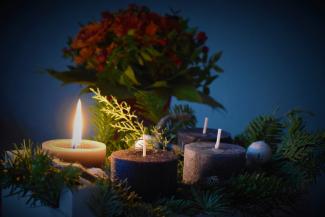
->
{"left": 125, "top": 203, "right": 166, "bottom": 217}
{"left": 158, "top": 197, "right": 196, "bottom": 217}
{"left": 223, "top": 173, "right": 298, "bottom": 217}
{"left": 1, "top": 140, "right": 81, "bottom": 208}
{"left": 276, "top": 111, "right": 325, "bottom": 184}
{"left": 234, "top": 115, "right": 284, "bottom": 150}
{"left": 191, "top": 188, "right": 229, "bottom": 216}
{"left": 88, "top": 180, "right": 137, "bottom": 217}
{"left": 89, "top": 179, "right": 165, "bottom": 217}
{"left": 163, "top": 104, "right": 197, "bottom": 143}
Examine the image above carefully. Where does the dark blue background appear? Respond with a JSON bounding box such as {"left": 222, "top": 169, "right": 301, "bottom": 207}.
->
{"left": 1, "top": 0, "right": 325, "bottom": 144}
{"left": 0, "top": 0, "right": 324, "bottom": 216}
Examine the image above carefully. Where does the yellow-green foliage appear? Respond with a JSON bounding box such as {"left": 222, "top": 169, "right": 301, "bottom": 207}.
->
{"left": 91, "top": 88, "right": 145, "bottom": 147}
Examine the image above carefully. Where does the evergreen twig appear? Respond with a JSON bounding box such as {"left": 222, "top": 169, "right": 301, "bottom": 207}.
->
{"left": 0, "top": 140, "right": 81, "bottom": 208}
{"left": 91, "top": 88, "right": 146, "bottom": 147}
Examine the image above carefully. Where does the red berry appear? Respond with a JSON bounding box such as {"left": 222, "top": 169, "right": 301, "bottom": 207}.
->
{"left": 202, "top": 46, "right": 209, "bottom": 53}
{"left": 196, "top": 32, "right": 207, "bottom": 43}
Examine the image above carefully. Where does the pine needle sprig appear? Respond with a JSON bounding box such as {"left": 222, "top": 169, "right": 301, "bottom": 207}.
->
{"left": 276, "top": 111, "right": 325, "bottom": 185}
{"left": 158, "top": 197, "right": 196, "bottom": 217}
{"left": 1, "top": 140, "right": 81, "bottom": 208}
{"left": 191, "top": 188, "right": 229, "bottom": 216}
{"left": 159, "top": 104, "right": 196, "bottom": 143}
{"left": 234, "top": 115, "right": 284, "bottom": 150}
{"left": 223, "top": 172, "right": 298, "bottom": 217}
{"left": 89, "top": 179, "right": 165, "bottom": 217}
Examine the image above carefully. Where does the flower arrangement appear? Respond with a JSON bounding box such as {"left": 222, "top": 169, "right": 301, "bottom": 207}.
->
{"left": 49, "top": 4, "right": 224, "bottom": 123}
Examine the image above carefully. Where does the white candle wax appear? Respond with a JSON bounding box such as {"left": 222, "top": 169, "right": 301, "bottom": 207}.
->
{"left": 215, "top": 128, "right": 222, "bottom": 149}
{"left": 203, "top": 117, "right": 208, "bottom": 134}
{"left": 42, "top": 139, "right": 106, "bottom": 167}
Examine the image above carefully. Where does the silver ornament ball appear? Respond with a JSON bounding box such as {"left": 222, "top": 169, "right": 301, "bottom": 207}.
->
{"left": 246, "top": 141, "right": 272, "bottom": 164}
{"left": 134, "top": 135, "right": 155, "bottom": 150}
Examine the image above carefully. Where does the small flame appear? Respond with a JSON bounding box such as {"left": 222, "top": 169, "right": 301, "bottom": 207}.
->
{"left": 72, "top": 99, "right": 83, "bottom": 149}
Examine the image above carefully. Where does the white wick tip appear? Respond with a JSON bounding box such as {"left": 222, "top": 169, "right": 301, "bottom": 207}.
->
{"left": 215, "top": 128, "right": 222, "bottom": 149}
{"left": 142, "top": 135, "right": 147, "bottom": 157}
{"left": 203, "top": 117, "right": 208, "bottom": 134}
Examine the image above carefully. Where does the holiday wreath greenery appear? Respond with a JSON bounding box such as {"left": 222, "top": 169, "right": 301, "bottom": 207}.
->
{"left": 0, "top": 140, "right": 81, "bottom": 208}
{"left": 1, "top": 103, "right": 325, "bottom": 217}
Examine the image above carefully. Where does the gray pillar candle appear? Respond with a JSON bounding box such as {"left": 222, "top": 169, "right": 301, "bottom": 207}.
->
{"left": 183, "top": 142, "right": 246, "bottom": 184}
{"left": 110, "top": 149, "right": 178, "bottom": 201}
{"left": 177, "top": 128, "right": 232, "bottom": 150}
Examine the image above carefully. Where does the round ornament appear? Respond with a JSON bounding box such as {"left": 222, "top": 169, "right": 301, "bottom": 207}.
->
{"left": 246, "top": 141, "right": 272, "bottom": 164}
{"left": 134, "top": 135, "right": 160, "bottom": 149}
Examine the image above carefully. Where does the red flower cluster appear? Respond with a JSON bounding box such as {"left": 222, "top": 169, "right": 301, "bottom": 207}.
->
{"left": 67, "top": 5, "right": 192, "bottom": 71}
{"left": 65, "top": 5, "right": 209, "bottom": 73}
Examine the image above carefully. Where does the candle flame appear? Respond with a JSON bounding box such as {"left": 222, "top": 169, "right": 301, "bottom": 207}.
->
{"left": 72, "top": 99, "right": 83, "bottom": 149}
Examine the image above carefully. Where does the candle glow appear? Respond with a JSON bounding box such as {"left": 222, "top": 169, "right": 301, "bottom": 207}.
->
{"left": 42, "top": 98, "right": 106, "bottom": 167}
{"left": 72, "top": 99, "right": 83, "bottom": 149}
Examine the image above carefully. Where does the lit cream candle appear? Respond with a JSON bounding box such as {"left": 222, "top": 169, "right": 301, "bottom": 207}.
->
{"left": 42, "top": 99, "right": 106, "bottom": 167}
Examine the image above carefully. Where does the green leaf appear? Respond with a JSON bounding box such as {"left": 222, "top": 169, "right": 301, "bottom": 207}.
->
{"left": 47, "top": 66, "right": 97, "bottom": 85}
{"left": 123, "top": 66, "right": 140, "bottom": 85}
{"left": 140, "top": 51, "right": 152, "bottom": 61}
{"left": 149, "top": 80, "right": 168, "bottom": 88}
{"left": 204, "top": 75, "right": 218, "bottom": 86}
{"left": 97, "top": 79, "right": 134, "bottom": 99}
{"left": 173, "top": 85, "right": 201, "bottom": 102}
{"left": 213, "top": 65, "right": 224, "bottom": 73}
{"left": 210, "top": 51, "right": 222, "bottom": 63}
{"left": 146, "top": 47, "right": 161, "bottom": 57}
{"left": 137, "top": 56, "right": 144, "bottom": 66}
{"left": 198, "top": 92, "right": 225, "bottom": 110}
{"left": 134, "top": 90, "right": 169, "bottom": 123}
{"left": 172, "top": 85, "right": 224, "bottom": 110}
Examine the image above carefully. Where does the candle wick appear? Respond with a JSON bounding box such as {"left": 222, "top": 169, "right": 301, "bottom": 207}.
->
{"left": 203, "top": 117, "right": 208, "bottom": 134}
{"left": 215, "top": 128, "right": 222, "bottom": 149}
{"left": 143, "top": 135, "right": 147, "bottom": 157}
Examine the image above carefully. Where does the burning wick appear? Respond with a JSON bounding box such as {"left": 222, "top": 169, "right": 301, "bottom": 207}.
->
{"left": 215, "top": 128, "right": 222, "bottom": 149}
{"left": 202, "top": 117, "right": 208, "bottom": 134}
{"left": 72, "top": 99, "right": 83, "bottom": 149}
{"left": 143, "top": 135, "right": 147, "bottom": 157}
